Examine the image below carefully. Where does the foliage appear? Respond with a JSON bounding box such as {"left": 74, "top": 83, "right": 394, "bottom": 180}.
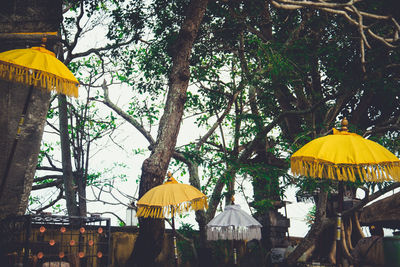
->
{"left": 176, "top": 223, "right": 197, "bottom": 263}
{"left": 29, "top": 1, "right": 400, "bottom": 254}
{"left": 306, "top": 205, "right": 316, "bottom": 227}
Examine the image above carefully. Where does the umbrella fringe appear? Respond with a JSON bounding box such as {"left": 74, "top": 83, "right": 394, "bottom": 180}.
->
{"left": 291, "top": 158, "right": 400, "bottom": 182}
{"left": 137, "top": 196, "right": 208, "bottom": 219}
{"left": 0, "top": 60, "right": 78, "bottom": 97}
{"left": 206, "top": 226, "right": 262, "bottom": 241}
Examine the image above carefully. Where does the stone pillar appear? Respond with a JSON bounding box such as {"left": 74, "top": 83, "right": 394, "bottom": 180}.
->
{"left": 260, "top": 209, "right": 290, "bottom": 249}
{"left": 0, "top": 0, "right": 62, "bottom": 219}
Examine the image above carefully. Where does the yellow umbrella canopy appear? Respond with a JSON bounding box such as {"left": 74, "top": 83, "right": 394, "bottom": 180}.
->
{"left": 291, "top": 123, "right": 400, "bottom": 183}
{"left": 137, "top": 173, "right": 208, "bottom": 219}
{"left": 0, "top": 46, "right": 79, "bottom": 97}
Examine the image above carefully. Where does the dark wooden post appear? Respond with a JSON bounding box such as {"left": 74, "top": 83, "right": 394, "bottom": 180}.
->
{"left": 336, "top": 117, "right": 348, "bottom": 267}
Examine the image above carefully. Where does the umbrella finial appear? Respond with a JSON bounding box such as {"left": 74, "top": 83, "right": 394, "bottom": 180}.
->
{"left": 41, "top": 36, "right": 47, "bottom": 48}
{"left": 341, "top": 117, "right": 348, "bottom": 132}
{"left": 165, "top": 171, "right": 178, "bottom": 184}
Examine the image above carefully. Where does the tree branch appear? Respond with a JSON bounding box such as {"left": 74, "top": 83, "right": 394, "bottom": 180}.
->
{"left": 101, "top": 80, "right": 156, "bottom": 146}
{"left": 32, "top": 180, "right": 63, "bottom": 190}
{"left": 196, "top": 90, "right": 240, "bottom": 149}
{"left": 271, "top": 0, "right": 400, "bottom": 75}
{"left": 34, "top": 188, "right": 64, "bottom": 213}
{"left": 70, "top": 37, "right": 137, "bottom": 60}
{"left": 34, "top": 175, "right": 63, "bottom": 183}
{"left": 36, "top": 166, "right": 63, "bottom": 172}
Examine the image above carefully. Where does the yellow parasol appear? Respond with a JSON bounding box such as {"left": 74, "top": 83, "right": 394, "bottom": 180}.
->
{"left": 136, "top": 172, "right": 208, "bottom": 266}
{"left": 290, "top": 118, "right": 400, "bottom": 266}
{"left": 291, "top": 127, "right": 400, "bottom": 183}
{"left": 137, "top": 174, "right": 208, "bottom": 218}
{"left": 0, "top": 46, "right": 79, "bottom": 97}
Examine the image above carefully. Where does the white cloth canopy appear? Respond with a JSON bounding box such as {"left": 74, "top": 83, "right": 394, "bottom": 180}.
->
{"left": 206, "top": 204, "right": 262, "bottom": 241}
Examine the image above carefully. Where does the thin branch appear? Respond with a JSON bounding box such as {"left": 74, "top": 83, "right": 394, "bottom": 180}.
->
{"left": 32, "top": 180, "right": 63, "bottom": 190}
{"left": 62, "top": 2, "right": 75, "bottom": 14}
{"left": 363, "top": 125, "right": 400, "bottom": 137}
{"left": 34, "top": 175, "right": 63, "bottom": 183}
{"left": 84, "top": 184, "right": 132, "bottom": 208}
{"left": 351, "top": 6, "right": 371, "bottom": 49}
{"left": 46, "top": 120, "right": 61, "bottom": 134}
{"left": 101, "top": 80, "right": 156, "bottom": 146}
{"left": 274, "top": 0, "right": 357, "bottom": 9}
{"left": 63, "top": 1, "right": 85, "bottom": 65}
{"left": 367, "top": 29, "right": 397, "bottom": 48}
{"left": 70, "top": 37, "right": 137, "bottom": 60}
{"left": 36, "top": 166, "right": 63, "bottom": 172}
{"left": 34, "top": 188, "right": 64, "bottom": 213}
{"left": 196, "top": 91, "right": 240, "bottom": 149}
{"left": 271, "top": 0, "right": 399, "bottom": 55}
{"left": 44, "top": 152, "right": 58, "bottom": 170}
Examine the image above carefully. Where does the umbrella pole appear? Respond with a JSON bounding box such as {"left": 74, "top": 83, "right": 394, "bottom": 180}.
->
{"left": 233, "top": 241, "right": 237, "bottom": 265}
{"left": 0, "top": 84, "right": 34, "bottom": 200}
{"left": 336, "top": 181, "right": 344, "bottom": 267}
{"left": 172, "top": 215, "right": 178, "bottom": 267}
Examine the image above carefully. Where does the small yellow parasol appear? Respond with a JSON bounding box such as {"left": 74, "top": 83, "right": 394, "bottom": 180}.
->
{"left": 290, "top": 118, "right": 400, "bottom": 266}
{"left": 136, "top": 172, "right": 208, "bottom": 267}
{"left": 137, "top": 174, "right": 208, "bottom": 218}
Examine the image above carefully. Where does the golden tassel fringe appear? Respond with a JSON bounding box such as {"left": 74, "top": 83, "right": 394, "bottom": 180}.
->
{"left": 0, "top": 61, "right": 78, "bottom": 97}
{"left": 291, "top": 158, "right": 400, "bottom": 182}
{"left": 136, "top": 196, "right": 208, "bottom": 219}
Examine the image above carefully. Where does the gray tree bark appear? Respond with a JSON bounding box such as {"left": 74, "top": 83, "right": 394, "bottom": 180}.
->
{"left": 0, "top": 81, "right": 51, "bottom": 219}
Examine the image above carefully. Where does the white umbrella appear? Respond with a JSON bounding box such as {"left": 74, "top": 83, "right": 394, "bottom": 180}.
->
{"left": 206, "top": 204, "right": 262, "bottom": 264}
{"left": 207, "top": 204, "right": 262, "bottom": 240}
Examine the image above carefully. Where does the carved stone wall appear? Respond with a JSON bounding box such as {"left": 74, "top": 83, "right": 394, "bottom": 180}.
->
{"left": 258, "top": 210, "right": 290, "bottom": 249}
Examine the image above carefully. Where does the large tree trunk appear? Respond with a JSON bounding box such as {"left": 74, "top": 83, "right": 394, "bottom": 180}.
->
{"left": 0, "top": 0, "right": 62, "bottom": 220}
{"left": 0, "top": 81, "right": 51, "bottom": 219}
{"left": 128, "top": 1, "right": 209, "bottom": 266}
